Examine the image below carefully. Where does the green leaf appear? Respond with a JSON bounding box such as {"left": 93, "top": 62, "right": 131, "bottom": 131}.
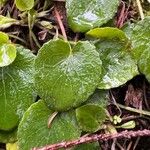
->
{"left": 87, "top": 27, "right": 139, "bottom": 89}
{"left": 15, "top": 0, "right": 34, "bottom": 11}
{"left": 86, "top": 27, "right": 128, "bottom": 42}
{"left": 96, "top": 40, "right": 138, "bottom": 89}
{"left": 123, "top": 17, "right": 150, "bottom": 82}
{"left": 138, "top": 48, "right": 150, "bottom": 82}
{"left": 34, "top": 39, "right": 102, "bottom": 111}
{"left": 0, "top": 128, "right": 17, "bottom": 143}
{"left": 74, "top": 142, "right": 100, "bottom": 150}
{"left": 18, "top": 100, "right": 81, "bottom": 150}
{"left": 0, "top": 32, "right": 9, "bottom": 44}
{"left": 0, "top": 46, "right": 35, "bottom": 131}
{"left": 66, "top": 0, "right": 119, "bottom": 32}
{"left": 0, "top": 44, "right": 16, "bottom": 67}
{"left": 0, "top": 15, "right": 19, "bottom": 30}
{"left": 76, "top": 104, "right": 106, "bottom": 132}
{"left": 123, "top": 17, "right": 150, "bottom": 61}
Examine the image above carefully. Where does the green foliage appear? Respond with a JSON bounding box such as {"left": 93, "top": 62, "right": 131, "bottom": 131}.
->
{"left": 34, "top": 39, "right": 102, "bottom": 111}
{"left": 76, "top": 104, "right": 106, "bottom": 132}
{"left": 0, "top": 43, "right": 16, "bottom": 67}
{"left": 0, "top": 46, "right": 35, "bottom": 131}
{"left": 86, "top": 27, "right": 128, "bottom": 42}
{"left": 0, "top": 15, "right": 19, "bottom": 30}
{"left": 0, "top": 32, "right": 16, "bottom": 67}
{"left": 66, "top": 0, "right": 119, "bottom": 32}
{"left": 0, "top": 32, "right": 9, "bottom": 43}
{"left": 1, "top": 1, "right": 150, "bottom": 149}
{"left": 0, "top": 128, "right": 17, "bottom": 143}
{"left": 15, "top": 0, "right": 34, "bottom": 11}
{"left": 17, "top": 100, "right": 81, "bottom": 150}
{"left": 126, "top": 17, "right": 150, "bottom": 61}
{"left": 87, "top": 27, "right": 139, "bottom": 89}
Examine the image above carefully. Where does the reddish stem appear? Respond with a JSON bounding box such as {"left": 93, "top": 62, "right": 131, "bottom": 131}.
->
{"left": 54, "top": 7, "right": 67, "bottom": 41}
{"left": 32, "top": 129, "right": 150, "bottom": 150}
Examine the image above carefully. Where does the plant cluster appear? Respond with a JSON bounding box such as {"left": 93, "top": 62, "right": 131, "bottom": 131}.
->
{"left": 0, "top": 0, "right": 150, "bottom": 149}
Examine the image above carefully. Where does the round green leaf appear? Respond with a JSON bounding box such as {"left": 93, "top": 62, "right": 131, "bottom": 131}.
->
{"left": 66, "top": 0, "right": 119, "bottom": 32}
{"left": 0, "top": 46, "right": 35, "bottom": 131}
{"left": 18, "top": 100, "right": 81, "bottom": 150}
{"left": 87, "top": 27, "right": 139, "bottom": 89}
{"left": 34, "top": 39, "right": 102, "bottom": 111}
{"left": 76, "top": 104, "right": 106, "bottom": 132}
{"left": 0, "top": 128, "right": 17, "bottom": 143}
{"left": 15, "top": 0, "right": 34, "bottom": 11}
{"left": 0, "top": 43, "right": 16, "bottom": 67}
{"left": 95, "top": 40, "right": 139, "bottom": 89}
{"left": 0, "top": 31, "right": 9, "bottom": 44}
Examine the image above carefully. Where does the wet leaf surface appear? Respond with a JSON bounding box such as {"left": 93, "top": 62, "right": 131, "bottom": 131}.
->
{"left": 87, "top": 28, "right": 139, "bottom": 89}
{"left": 34, "top": 39, "right": 102, "bottom": 111}
{"left": 66, "top": 0, "right": 119, "bottom": 32}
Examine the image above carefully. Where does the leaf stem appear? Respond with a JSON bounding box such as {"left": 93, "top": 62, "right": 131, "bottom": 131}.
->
{"left": 117, "top": 103, "right": 150, "bottom": 117}
{"left": 136, "top": 0, "right": 144, "bottom": 20}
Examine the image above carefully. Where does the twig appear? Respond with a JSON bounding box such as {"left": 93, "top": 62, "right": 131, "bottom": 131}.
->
{"left": 54, "top": 7, "right": 67, "bottom": 41}
{"left": 32, "top": 129, "right": 150, "bottom": 150}
{"left": 136, "top": 0, "right": 144, "bottom": 20}
{"left": 47, "top": 112, "right": 58, "bottom": 128}
{"left": 117, "top": 103, "right": 150, "bottom": 117}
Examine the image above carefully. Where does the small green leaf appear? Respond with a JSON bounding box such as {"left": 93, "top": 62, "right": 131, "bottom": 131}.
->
{"left": 0, "top": 128, "right": 17, "bottom": 143}
{"left": 74, "top": 142, "right": 100, "bottom": 150}
{"left": 15, "top": 0, "right": 34, "bottom": 11}
{"left": 0, "top": 32, "right": 9, "bottom": 44}
{"left": 34, "top": 39, "right": 102, "bottom": 111}
{"left": 18, "top": 100, "right": 81, "bottom": 150}
{"left": 0, "top": 46, "right": 35, "bottom": 131}
{"left": 0, "top": 15, "right": 19, "bottom": 30}
{"left": 76, "top": 104, "right": 106, "bottom": 132}
{"left": 66, "top": 0, "right": 119, "bottom": 32}
{"left": 86, "top": 27, "right": 128, "bottom": 42}
{"left": 0, "top": 44, "right": 16, "bottom": 67}
{"left": 119, "top": 120, "right": 136, "bottom": 129}
{"left": 87, "top": 27, "right": 139, "bottom": 89}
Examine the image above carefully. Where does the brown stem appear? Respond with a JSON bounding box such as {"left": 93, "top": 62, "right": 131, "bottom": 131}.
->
{"left": 54, "top": 7, "right": 67, "bottom": 41}
{"left": 32, "top": 129, "right": 150, "bottom": 150}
